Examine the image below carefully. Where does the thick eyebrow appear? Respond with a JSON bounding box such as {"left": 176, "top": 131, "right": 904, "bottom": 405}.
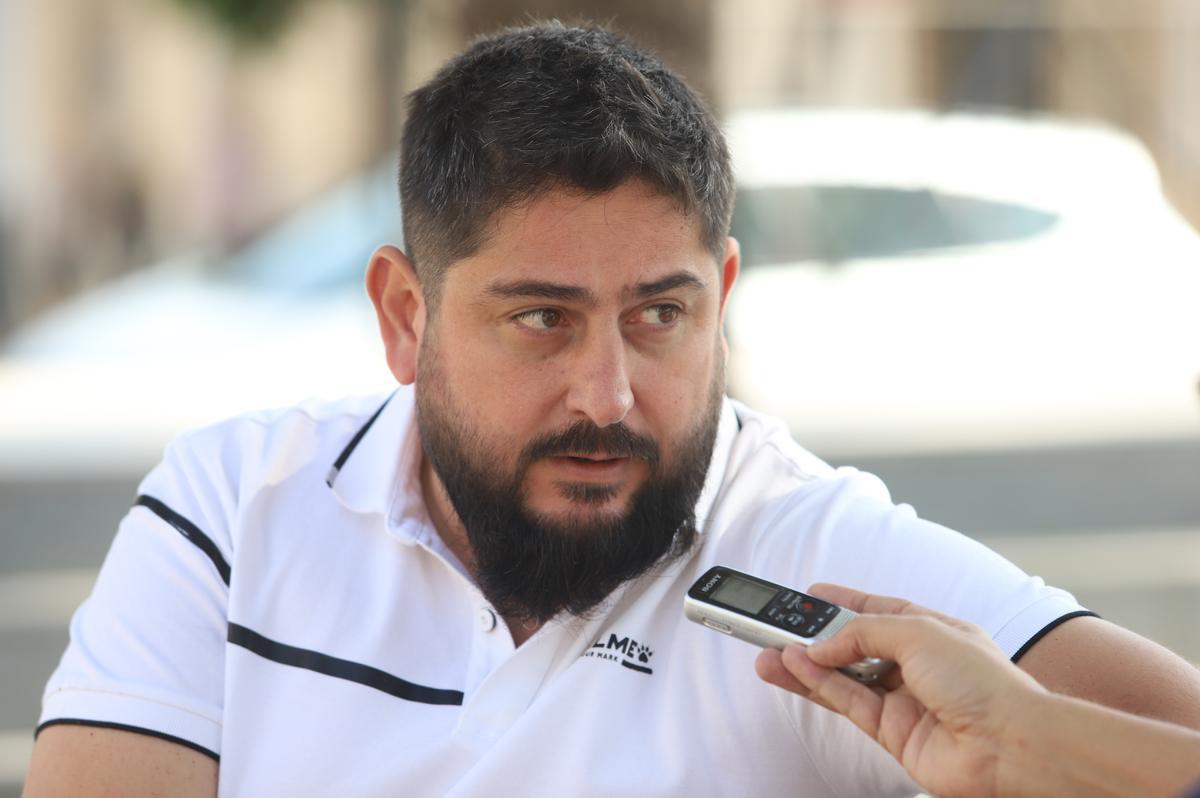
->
{"left": 481, "top": 280, "right": 598, "bottom": 306}
{"left": 629, "top": 271, "right": 707, "bottom": 299}
{"left": 479, "top": 270, "right": 707, "bottom": 306}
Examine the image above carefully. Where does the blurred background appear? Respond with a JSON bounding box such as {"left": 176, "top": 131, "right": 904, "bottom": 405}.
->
{"left": 1, "top": 0, "right": 1198, "bottom": 790}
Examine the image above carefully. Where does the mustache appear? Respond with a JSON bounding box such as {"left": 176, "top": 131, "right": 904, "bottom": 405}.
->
{"left": 521, "top": 420, "right": 660, "bottom": 465}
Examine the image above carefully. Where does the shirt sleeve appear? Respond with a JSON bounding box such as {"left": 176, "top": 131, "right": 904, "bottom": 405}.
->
{"left": 37, "top": 430, "right": 237, "bottom": 759}
{"left": 751, "top": 467, "right": 1089, "bottom": 656}
{"left": 744, "top": 468, "right": 1091, "bottom": 797}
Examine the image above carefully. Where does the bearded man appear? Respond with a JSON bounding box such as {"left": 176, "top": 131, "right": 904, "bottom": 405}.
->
{"left": 25, "top": 22, "right": 1200, "bottom": 798}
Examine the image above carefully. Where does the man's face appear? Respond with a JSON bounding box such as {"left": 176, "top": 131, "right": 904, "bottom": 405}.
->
{"left": 412, "top": 181, "right": 738, "bottom": 622}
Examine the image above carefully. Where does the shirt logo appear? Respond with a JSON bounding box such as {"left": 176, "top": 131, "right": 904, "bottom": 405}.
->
{"left": 583, "top": 632, "right": 654, "bottom": 675}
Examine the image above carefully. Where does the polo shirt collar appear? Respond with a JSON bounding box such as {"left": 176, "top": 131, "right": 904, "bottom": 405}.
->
{"left": 325, "top": 387, "right": 418, "bottom": 519}
{"left": 327, "top": 388, "right": 741, "bottom": 538}
{"left": 695, "top": 399, "right": 738, "bottom": 531}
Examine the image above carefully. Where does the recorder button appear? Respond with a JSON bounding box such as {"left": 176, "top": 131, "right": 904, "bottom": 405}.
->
{"left": 807, "top": 616, "right": 832, "bottom": 633}
{"left": 702, "top": 618, "right": 733, "bottom": 635}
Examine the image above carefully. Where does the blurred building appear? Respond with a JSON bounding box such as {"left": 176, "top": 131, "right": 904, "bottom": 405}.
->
{"left": 1, "top": 0, "right": 1198, "bottom": 334}
{"left": 0, "top": 0, "right": 393, "bottom": 333}
{"left": 714, "top": 0, "right": 1200, "bottom": 231}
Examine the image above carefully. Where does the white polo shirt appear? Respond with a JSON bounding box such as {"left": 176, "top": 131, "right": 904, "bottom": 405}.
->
{"left": 40, "top": 388, "right": 1089, "bottom": 797}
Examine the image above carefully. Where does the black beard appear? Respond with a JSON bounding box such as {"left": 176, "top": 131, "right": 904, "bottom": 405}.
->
{"left": 416, "top": 369, "right": 722, "bottom": 626}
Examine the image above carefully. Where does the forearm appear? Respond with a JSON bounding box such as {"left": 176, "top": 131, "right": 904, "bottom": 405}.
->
{"left": 1015, "top": 616, "right": 1200, "bottom": 732}
{"left": 998, "top": 691, "right": 1200, "bottom": 798}
{"left": 24, "top": 725, "right": 218, "bottom": 798}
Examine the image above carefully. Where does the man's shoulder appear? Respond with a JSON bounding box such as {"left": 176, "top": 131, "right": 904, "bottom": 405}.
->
{"left": 722, "top": 399, "right": 888, "bottom": 502}
{"left": 179, "top": 390, "right": 398, "bottom": 444}
{"left": 152, "top": 389, "right": 405, "bottom": 491}
{"left": 708, "top": 403, "right": 1082, "bottom": 646}
{"left": 703, "top": 400, "right": 905, "bottom": 571}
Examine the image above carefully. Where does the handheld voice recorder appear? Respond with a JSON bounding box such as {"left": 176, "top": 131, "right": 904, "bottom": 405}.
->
{"left": 684, "top": 565, "right": 894, "bottom": 684}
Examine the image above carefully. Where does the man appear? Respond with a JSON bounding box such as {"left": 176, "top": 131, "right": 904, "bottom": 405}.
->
{"left": 25, "top": 23, "right": 1200, "bottom": 797}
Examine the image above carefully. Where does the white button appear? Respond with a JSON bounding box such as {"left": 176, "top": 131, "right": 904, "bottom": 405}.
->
{"left": 477, "top": 607, "right": 497, "bottom": 632}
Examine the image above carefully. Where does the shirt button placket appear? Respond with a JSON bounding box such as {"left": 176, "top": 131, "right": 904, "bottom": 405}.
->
{"left": 477, "top": 607, "right": 498, "bottom": 633}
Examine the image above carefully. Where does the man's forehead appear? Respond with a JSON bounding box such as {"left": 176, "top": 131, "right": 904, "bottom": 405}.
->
{"left": 446, "top": 183, "right": 717, "bottom": 299}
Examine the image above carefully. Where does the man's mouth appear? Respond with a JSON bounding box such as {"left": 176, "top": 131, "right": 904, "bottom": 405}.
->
{"left": 547, "top": 454, "right": 633, "bottom": 479}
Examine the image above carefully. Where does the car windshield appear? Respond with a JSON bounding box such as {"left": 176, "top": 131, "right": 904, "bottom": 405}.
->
{"left": 215, "top": 159, "right": 402, "bottom": 295}
{"left": 731, "top": 185, "right": 1059, "bottom": 266}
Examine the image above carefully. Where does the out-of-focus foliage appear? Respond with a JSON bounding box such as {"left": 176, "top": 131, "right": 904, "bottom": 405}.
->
{"left": 170, "top": 0, "right": 310, "bottom": 45}
{"left": 168, "top": 0, "right": 411, "bottom": 48}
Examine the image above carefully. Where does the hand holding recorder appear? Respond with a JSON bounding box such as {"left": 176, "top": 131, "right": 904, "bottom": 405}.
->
{"left": 754, "top": 584, "right": 1200, "bottom": 798}
{"left": 684, "top": 566, "right": 894, "bottom": 683}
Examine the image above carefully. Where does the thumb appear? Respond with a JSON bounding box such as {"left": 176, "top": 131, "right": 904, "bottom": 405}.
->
{"left": 806, "top": 615, "right": 930, "bottom": 669}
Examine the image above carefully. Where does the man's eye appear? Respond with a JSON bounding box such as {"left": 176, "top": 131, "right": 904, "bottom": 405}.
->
{"left": 639, "top": 304, "right": 682, "bottom": 326}
{"left": 514, "top": 308, "right": 565, "bottom": 331}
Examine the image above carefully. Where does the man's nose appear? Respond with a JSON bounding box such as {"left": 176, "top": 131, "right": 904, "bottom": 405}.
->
{"left": 564, "top": 326, "right": 634, "bottom": 427}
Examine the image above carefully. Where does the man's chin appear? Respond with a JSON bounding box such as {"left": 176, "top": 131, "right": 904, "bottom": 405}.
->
{"left": 527, "top": 493, "right": 634, "bottom": 536}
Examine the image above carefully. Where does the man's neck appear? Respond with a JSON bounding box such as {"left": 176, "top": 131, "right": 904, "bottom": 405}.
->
{"left": 418, "top": 457, "right": 475, "bottom": 573}
{"left": 418, "top": 457, "right": 543, "bottom": 647}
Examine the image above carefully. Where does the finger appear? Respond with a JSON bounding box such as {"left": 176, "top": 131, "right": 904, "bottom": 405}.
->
{"left": 755, "top": 648, "right": 841, "bottom": 714}
{"left": 804, "top": 583, "right": 874, "bottom": 612}
{"left": 779, "top": 645, "right": 885, "bottom": 738}
{"left": 807, "top": 583, "right": 974, "bottom": 629}
{"left": 806, "top": 583, "right": 928, "bottom": 618}
{"left": 755, "top": 648, "right": 813, "bottom": 697}
{"left": 805, "top": 614, "right": 939, "bottom": 669}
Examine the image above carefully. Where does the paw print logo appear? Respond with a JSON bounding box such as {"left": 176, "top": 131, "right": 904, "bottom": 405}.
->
{"left": 635, "top": 643, "right": 653, "bottom": 663}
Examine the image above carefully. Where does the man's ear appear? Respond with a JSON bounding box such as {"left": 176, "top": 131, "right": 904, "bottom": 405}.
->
{"left": 366, "top": 245, "right": 426, "bottom": 385}
{"left": 717, "top": 236, "right": 740, "bottom": 321}
{"left": 717, "top": 237, "right": 740, "bottom": 359}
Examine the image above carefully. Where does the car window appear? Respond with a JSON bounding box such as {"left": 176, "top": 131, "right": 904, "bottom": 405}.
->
{"left": 219, "top": 160, "right": 402, "bottom": 295}
{"left": 731, "top": 185, "right": 1059, "bottom": 266}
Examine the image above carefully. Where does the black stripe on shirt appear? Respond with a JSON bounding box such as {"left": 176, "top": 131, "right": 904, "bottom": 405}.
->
{"left": 325, "top": 393, "right": 395, "bottom": 488}
{"left": 35, "top": 718, "right": 220, "bottom": 762}
{"left": 227, "top": 623, "right": 465, "bottom": 706}
{"left": 134, "top": 495, "right": 231, "bottom": 586}
{"left": 1010, "top": 610, "right": 1100, "bottom": 663}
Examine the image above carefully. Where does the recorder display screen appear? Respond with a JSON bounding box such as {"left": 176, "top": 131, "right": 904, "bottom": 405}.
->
{"left": 711, "top": 576, "right": 776, "bottom": 614}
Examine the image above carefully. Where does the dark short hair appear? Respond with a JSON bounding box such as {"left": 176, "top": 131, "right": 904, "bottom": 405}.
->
{"left": 400, "top": 22, "right": 733, "bottom": 306}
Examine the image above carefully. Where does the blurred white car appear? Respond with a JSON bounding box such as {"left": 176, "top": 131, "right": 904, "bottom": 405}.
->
{"left": 725, "top": 109, "right": 1200, "bottom": 456}
{"left": 3, "top": 110, "right": 1198, "bottom": 476}
{"left": 0, "top": 158, "right": 400, "bottom": 474}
